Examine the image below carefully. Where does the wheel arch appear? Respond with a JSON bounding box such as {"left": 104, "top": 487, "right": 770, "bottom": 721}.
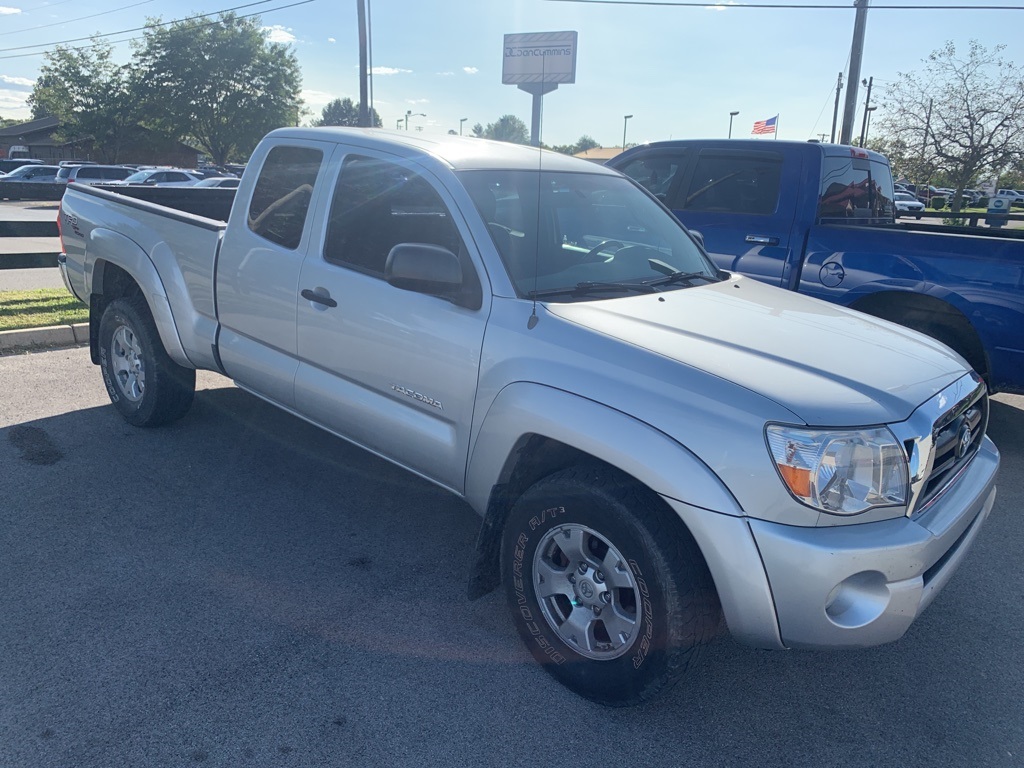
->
{"left": 465, "top": 383, "right": 740, "bottom": 600}
{"left": 86, "top": 229, "right": 192, "bottom": 369}
{"left": 848, "top": 289, "right": 989, "bottom": 381}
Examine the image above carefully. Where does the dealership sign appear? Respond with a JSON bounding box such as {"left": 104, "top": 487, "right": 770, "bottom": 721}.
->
{"left": 502, "top": 31, "right": 578, "bottom": 85}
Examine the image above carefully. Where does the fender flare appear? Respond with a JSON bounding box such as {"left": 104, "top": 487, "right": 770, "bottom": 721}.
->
{"left": 86, "top": 228, "right": 193, "bottom": 368}
{"left": 466, "top": 382, "right": 741, "bottom": 516}
{"left": 464, "top": 382, "right": 743, "bottom": 600}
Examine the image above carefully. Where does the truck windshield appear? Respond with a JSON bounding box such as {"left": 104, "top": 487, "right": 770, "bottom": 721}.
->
{"left": 459, "top": 169, "right": 717, "bottom": 300}
{"left": 817, "top": 156, "right": 895, "bottom": 223}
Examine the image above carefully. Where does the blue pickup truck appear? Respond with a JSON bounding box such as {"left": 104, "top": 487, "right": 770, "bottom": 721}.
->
{"left": 608, "top": 140, "right": 1024, "bottom": 394}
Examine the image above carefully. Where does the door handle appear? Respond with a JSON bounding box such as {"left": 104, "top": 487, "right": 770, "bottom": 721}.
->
{"left": 745, "top": 235, "right": 780, "bottom": 246}
{"left": 301, "top": 288, "right": 337, "bottom": 308}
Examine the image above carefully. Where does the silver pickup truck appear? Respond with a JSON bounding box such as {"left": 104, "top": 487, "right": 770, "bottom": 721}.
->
{"left": 58, "top": 128, "right": 1000, "bottom": 706}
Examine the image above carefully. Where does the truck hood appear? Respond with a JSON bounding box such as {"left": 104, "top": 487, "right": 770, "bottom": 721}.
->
{"left": 546, "top": 275, "right": 968, "bottom": 426}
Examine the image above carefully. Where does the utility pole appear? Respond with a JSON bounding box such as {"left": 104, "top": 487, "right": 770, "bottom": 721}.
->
{"left": 830, "top": 72, "right": 843, "bottom": 143}
{"left": 859, "top": 76, "right": 874, "bottom": 147}
{"left": 356, "top": 0, "right": 369, "bottom": 127}
{"left": 840, "top": 0, "right": 869, "bottom": 145}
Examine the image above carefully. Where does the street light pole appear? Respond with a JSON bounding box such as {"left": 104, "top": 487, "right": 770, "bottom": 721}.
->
{"left": 622, "top": 114, "right": 633, "bottom": 151}
{"left": 404, "top": 110, "right": 426, "bottom": 130}
{"left": 859, "top": 76, "right": 874, "bottom": 147}
{"left": 862, "top": 106, "right": 877, "bottom": 146}
{"left": 728, "top": 110, "right": 739, "bottom": 139}
{"left": 459, "top": 117, "right": 467, "bottom": 136}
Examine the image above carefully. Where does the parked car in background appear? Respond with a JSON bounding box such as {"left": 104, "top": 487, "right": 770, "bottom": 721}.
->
{"left": 0, "top": 163, "right": 64, "bottom": 200}
{"left": 0, "top": 158, "right": 43, "bottom": 174}
{"left": 193, "top": 177, "right": 240, "bottom": 188}
{"left": 115, "top": 168, "right": 204, "bottom": 187}
{"left": 894, "top": 192, "right": 925, "bottom": 218}
{"left": 609, "top": 139, "right": 1024, "bottom": 393}
{"left": 1, "top": 164, "right": 61, "bottom": 182}
{"left": 55, "top": 165, "right": 134, "bottom": 185}
{"left": 995, "top": 189, "right": 1024, "bottom": 205}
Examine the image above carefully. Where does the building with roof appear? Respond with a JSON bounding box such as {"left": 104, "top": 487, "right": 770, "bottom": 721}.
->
{"left": 0, "top": 117, "right": 199, "bottom": 167}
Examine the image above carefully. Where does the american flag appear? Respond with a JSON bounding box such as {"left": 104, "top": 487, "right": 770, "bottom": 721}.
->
{"left": 752, "top": 116, "right": 778, "bottom": 135}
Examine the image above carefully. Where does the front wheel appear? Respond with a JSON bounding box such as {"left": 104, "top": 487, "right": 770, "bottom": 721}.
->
{"left": 98, "top": 296, "right": 196, "bottom": 427}
{"left": 501, "top": 465, "right": 719, "bottom": 706}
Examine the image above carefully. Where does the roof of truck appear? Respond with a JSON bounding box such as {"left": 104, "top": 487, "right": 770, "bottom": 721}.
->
{"left": 265, "top": 127, "right": 622, "bottom": 175}
{"left": 615, "top": 137, "right": 889, "bottom": 165}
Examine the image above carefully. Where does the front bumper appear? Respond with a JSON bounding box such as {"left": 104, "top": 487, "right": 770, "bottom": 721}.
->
{"left": 664, "top": 435, "right": 998, "bottom": 651}
{"left": 751, "top": 435, "right": 999, "bottom": 649}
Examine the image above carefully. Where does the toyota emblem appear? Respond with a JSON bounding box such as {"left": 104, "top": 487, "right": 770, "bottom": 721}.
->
{"left": 956, "top": 425, "right": 973, "bottom": 460}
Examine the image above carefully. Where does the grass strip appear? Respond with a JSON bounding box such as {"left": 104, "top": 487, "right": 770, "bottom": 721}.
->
{"left": 0, "top": 288, "right": 88, "bottom": 332}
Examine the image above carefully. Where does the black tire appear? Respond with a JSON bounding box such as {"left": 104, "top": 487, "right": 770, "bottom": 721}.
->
{"left": 98, "top": 295, "right": 196, "bottom": 427}
{"left": 501, "top": 465, "right": 719, "bottom": 706}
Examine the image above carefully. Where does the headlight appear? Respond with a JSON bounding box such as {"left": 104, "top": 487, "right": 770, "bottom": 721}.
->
{"left": 766, "top": 424, "right": 908, "bottom": 515}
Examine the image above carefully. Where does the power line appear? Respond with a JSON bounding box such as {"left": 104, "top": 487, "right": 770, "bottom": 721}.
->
{"left": 0, "top": 0, "right": 158, "bottom": 38}
{"left": 0, "top": 1, "right": 316, "bottom": 60}
{"left": 0, "top": 0, "right": 290, "bottom": 54}
{"left": 545, "top": 0, "right": 1024, "bottom": 8}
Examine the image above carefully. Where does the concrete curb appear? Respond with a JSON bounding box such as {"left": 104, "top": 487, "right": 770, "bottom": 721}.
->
{"left": 0, "top": 322, "right": 88, "bottom": 354}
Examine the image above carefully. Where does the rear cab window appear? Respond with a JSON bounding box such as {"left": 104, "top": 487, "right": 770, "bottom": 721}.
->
{"left": 818, "top": 153, "right": 894, "bottom": 222}
{"left": 247, "top": 145, "right": 323, "bottom": 249}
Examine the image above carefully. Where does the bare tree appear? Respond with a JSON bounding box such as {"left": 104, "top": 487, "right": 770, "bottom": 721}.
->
{"left": 877, "top": 40, "right": 1024, "bottom": 212}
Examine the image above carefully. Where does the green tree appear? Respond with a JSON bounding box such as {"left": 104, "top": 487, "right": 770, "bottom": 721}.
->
{"left": 877, "top": 40, "right": 1024, "bottom": 213}
{"left": 471, "top": 122, "right": 484, "bottom": 138}
{"left": 312, "top": 97, "right": 381, "bottom": 128}
{"left": 483, "top": 114, "right": 529, "bottom": 144}
{"left": 27, "top": 40, "right": 144, "bottom": 163}
{"left": 136, "top": 13, "right": 303, "bottom": 165}
{"left": 549, "top": 134, "right": 602, "bottom": 155}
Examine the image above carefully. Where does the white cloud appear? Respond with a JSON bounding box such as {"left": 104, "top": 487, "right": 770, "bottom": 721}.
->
{"left": 436, "top": 71, "right": 455, "bottom": 77}
{"left": 1, "top": 74, "right": 33, "bottom": 87}
{"left": 327, "top": 37, "right": 336, "bottom": 43}
{"left": 463, "top": 67, "right": 478, "bottom": 75}
{"left": 301, "top": 89, "right": 339, "bottom": 111}
{"left": 263, "top": 25, "right": 296, "bottom": 43}
{"left": 372, "top": 66, "right": 411, "bottom": 76}
{"left": 0, "top": 7, "right": 22, "bottom": 15}
{"left": 406, "top": 98, "right": 428, "bottom": 105}
{"left": 0, "top": 88, "right": 31, "bottom": 118}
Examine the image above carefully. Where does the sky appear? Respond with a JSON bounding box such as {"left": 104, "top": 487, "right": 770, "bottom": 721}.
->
{"left": 1, "top": 0, "right": 1023, "bottom": 148}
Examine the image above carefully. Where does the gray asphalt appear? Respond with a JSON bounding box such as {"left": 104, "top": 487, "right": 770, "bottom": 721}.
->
{"left": 1, "top": 347, "right": 1022, "bottom": 767}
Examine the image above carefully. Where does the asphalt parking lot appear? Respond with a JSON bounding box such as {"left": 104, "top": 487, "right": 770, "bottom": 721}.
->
{"left": 0, "top": 347, "right": 1022, "bottom": 768}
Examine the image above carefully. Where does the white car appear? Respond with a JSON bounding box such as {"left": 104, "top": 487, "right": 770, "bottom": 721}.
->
{"left": 193, "top": 177, "right": 240, "bottom": 188}
{"left": 894, "top": 192, "right": 926, "bottom": 218}
{"left": 117, "top": 169, "right": 204, "bottom": 187}
{"left": 995, "top": 189, "right": 1024, "bottom": 205}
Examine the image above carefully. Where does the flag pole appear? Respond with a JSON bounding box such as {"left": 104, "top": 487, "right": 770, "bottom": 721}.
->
{"left": 774, "top": 114, "right": 779, "bottom": 140}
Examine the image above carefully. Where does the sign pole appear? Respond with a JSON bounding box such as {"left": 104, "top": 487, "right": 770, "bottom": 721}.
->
{"left": 518, "top": 83, "right": 559, "bottom": 147}
{"left": 503, "top": 31, "right": 578, "bottom": 147}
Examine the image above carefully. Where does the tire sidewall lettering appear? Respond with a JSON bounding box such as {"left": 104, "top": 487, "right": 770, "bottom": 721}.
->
{"left": 511, "top": 528, "right": 567, "bottom": 665}
{"left": 628, "top": 558, "right": 656, "bottom": 669}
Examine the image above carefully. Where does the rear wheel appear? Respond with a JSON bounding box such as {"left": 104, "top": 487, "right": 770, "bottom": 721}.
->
{"left": 98, "top": 296, "right": 195, "bottom": 427}
{"left": 501, "top": 465, "right": 719, "bottom": 706}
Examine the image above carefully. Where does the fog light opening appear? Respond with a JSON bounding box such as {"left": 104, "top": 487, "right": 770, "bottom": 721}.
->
{"left": 824, "top": 571, "right": 891, "bottom": 629}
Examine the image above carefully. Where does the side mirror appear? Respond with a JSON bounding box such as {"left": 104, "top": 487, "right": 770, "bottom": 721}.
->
{"left": 688, "top": 228, "right": 706, "bottom": 249}
{"left": 386, "top": 243, "right": 464, "bottom": 300}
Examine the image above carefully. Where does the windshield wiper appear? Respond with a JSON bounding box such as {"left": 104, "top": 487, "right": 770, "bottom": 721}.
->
{"left": 642, "top": 270, "right": 719, "bottom": 288}
{"left": 529, "top": 280, "right": 657, "bottom": 299}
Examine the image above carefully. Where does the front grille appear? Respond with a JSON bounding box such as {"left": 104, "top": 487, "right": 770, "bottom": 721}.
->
{"left": 916, "top": 384, "right": 988, "bottom": 513}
